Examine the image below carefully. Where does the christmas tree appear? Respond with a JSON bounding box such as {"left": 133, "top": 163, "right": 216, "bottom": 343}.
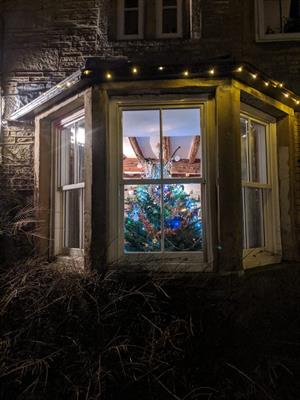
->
{"left": 124, "top": 184, "right": 202, "bottom": 252}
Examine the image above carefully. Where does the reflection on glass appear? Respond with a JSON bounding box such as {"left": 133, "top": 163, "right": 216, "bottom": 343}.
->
{"left": 60, "top": 119, "right": 85, "bottom": 186}
{"left": 240, "top": 117, "right": 248, "bottom": 181}
{"left": 164, "top": 184, "right": 202, "bottom": 251}
{"left": 64, "top": 189, "right": 83, "bottom": 249}
{"left": 124, "top": 185, "right": 161, "bottom": 252}
{"left": 244, "top": 188, "right": 265, "bottom": 248}
{"left": 162, "top": 109, "right": 201, "bottom": 178}
{"left": 249, "top": 121, "right": 267, "bottom": 183}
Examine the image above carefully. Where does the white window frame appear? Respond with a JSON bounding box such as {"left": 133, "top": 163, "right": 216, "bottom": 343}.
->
{"left": 51, "top": 109, "right": 85, "bottom": 257}
{"left": 117, "top": 0, "right": 144, "bottom": 40}
{"left": 156, "top": 0, "right": 183, "bottom": 38}
{"left": 255, "top": 0, "right": 300, "bottom": 42}
{"left": 108, "top": 97, "right": 215, "bottom": 271}
{"left": 241, "top": 104, "right": 282, "bottom": 268}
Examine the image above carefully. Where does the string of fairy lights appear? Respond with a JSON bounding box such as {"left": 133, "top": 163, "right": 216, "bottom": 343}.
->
{"left": 58, "top": 64, "right": 300, "bottom": 106}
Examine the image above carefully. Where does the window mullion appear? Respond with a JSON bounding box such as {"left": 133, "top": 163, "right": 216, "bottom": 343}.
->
{"left": 159, "top": 109, "right": 165, "bottom": 252}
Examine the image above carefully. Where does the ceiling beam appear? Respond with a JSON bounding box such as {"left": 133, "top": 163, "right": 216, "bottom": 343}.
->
{"left": 188, "top": 136, "right": 201, "bottom": 164}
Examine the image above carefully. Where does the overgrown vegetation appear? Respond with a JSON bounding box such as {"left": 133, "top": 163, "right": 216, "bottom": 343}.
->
{"left": 0, "top": 190, "right": 35, "bottom": 265}
{"left": 0, "top": 260, "right": 299, "bottom": 400}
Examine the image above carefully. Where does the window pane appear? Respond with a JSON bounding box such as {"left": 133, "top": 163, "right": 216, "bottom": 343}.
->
{"left": 76, "top": 119, "right": 85, "bottom": 183}
{"left": 249, "top": 121, "right": 267, "bottom": 183}
{"left": 64, "top": 189, "right": 83, "bottom": 249}
{"left": 162, "top": 8, "right": 178, "bottom": 33}
{"left": 61, "top": 125, "right": 75, "bottom": 186}
{"left": 123, "top": 110, "right": 160, "bottom": 179}
{"left": 263, "top": 0, "right": 300, "bottom": 34}
{"left": 125, "top": 0, "right": 138, "bottom": 8}
{"left": 163, "top": 0, "right": 177, "bottom": 6}
{"left": 124, "top": 10, "right": 139, "bottom": 35}
{"left": 124, "top": 185, "right": 161, "bottom": 252}
{"left": 241, "top": 117, "right": 248, "bottom": 181}
{"left": 164, "top": 184, "right": 202, "bottom": 251}
{"left": 243, "top": 188, "right": 265, "bottom": 248}
{"left": 162, "top": 109, "right": 201, "bottom": 178}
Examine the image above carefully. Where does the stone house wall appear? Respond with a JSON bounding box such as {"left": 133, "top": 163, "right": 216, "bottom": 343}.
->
{"left": 0, "top": 0, "right": 300, "bottom": 246}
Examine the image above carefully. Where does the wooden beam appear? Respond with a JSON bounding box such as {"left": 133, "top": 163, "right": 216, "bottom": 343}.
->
{"left": 123, "top": 158, "right": 200, "bottom": 175}
{"left": 188, "top": 136, "right": 201, "bottom": 164}
{"left": 163, "top": 136, "right": 171, "bottom": 162}
{"left": 129, "top": 137, "right": 145, "bottom": 161}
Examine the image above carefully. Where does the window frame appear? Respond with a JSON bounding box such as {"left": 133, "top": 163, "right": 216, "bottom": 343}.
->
{"left": 108, "top": 96, "right": 215, "bottom": 271}
{"left": 117, "top": 0, "right": 145, "bottom": 40}
{"left": 51, "top": 109, "right": 85, "bottom": 257}
{"left": 156, "top": 0, "right": 183, "bottom": 38}
{"left": 240, "top": 104, "right": 282, "bottom": 268}
{"left": 255, "top": 0, "right": 300, "bottom": 42}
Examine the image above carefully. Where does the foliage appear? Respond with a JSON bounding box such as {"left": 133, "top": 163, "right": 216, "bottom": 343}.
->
{"left": 0, "top": 261, "right": 300, "bottom": 399}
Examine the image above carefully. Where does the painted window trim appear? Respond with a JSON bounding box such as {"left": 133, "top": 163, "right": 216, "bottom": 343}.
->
{"left": 117, "top": 0, "right": 144, "bottom": 40}
{"left": 108, "top": 96, "right": 214, "bottom": 272}
{"left": 255, "top": 0, "right": 300, "bottom": 42}
{"left": 241, "top": 103, "right": 282, "bottom": 269}
{"left": 51, "top": 109, "right": 85, "bottom": 257}
{"left": 156, "top": 0, "right": 183, "bottom": 38}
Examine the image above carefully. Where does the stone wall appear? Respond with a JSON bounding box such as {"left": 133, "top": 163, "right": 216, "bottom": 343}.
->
{"left": 295, "top": 113, "right": 300, "bottom": 246}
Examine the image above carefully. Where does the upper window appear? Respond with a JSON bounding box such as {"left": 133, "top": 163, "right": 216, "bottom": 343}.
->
{"left": 156, "top": 0, "right": 183, "bottom": 38}
{"left": 116, "top": 0, "right": 185, "bottom": 40}
{"left": 256, "top": 0, "right": 300, "bottom": 41}
{"left": 117, "top": 0, "right": 144, "bottom": 39}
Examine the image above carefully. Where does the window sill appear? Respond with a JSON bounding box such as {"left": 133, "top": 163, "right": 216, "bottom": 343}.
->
{"left": 256, "top": 33, "right": 300, "bottom": 42}
{"left": 243, "top": 248, "right": 281, "bottom": 269}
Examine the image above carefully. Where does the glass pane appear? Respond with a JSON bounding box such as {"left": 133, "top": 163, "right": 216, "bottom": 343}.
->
{"left": 249, "top": 121, "right": 267, "bottom": 183}
{"left": 240, "top": 117, "right": 248, "bottom": 181}
{"left": 125, "top": 0, "right": 138, "bottom": 8}
{"left": 162, "top": 109, "right": 201, "bottom": 178}
{"left": 76, "top": 119, "right": 85, "bottom": 183}
{"left": 164, "top": 184, "right": 202, "bottom": 251}
{"left": 123, "top": 110, "right": 160, "bottom": 179}
{"left": 124, "top": 185, "right": 161, "bottom": 252}
{"left": 244, "top": 188, "right": 265, "bottom": 248}
{"left": 163, "top": 0, "right": 177, "bottom": 6}
{"left": 263, "top": 0, "right": 300, "bottom": 34}
{"left": 163, "top": 8, "right": 177, "bottom": 33}
{"left": 64, "top": 189, "right": 83, "bottom": 249}
{"left": 124, "top": 10, "right": 139, "bottom": 35}
{"left": 61, "top": 125, "right": 75, "bottom": 186}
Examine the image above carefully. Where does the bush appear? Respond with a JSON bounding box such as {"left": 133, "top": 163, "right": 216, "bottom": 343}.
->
{"left": 0, "top": 261, "right": 299, "bottom": 399}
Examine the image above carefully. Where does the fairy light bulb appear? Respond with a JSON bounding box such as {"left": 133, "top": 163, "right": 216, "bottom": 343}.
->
{"left": 183, "top": 70, "right": 189, "bottom": 77}
{"left": 284, "top": 93, "right": 289, "bottom": 98}
{"left": 132, "top": 67, "right": 138, "bottom": 74}
{"left": 251, "top": 73, "right": 257, "bottom": 79}
{"left": 83, "top": 69, "right": 92, "bottom": 76}
{"left": 158, "top": 66, "right": 164, "bottom": 71}
{"left": 279, "top": 83, "right": 283, "bottom": 88}
{"left": 105, "top": 72, "right": 112, "bottom": 80}
{"left": 209, "top": 68, "right": 215, "bottom": 75}
{"left": 237, "top": 66, "right": 243, "bottom": 72}
{"left": 264, "top": 81, "right": 269, "bottom": 87}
